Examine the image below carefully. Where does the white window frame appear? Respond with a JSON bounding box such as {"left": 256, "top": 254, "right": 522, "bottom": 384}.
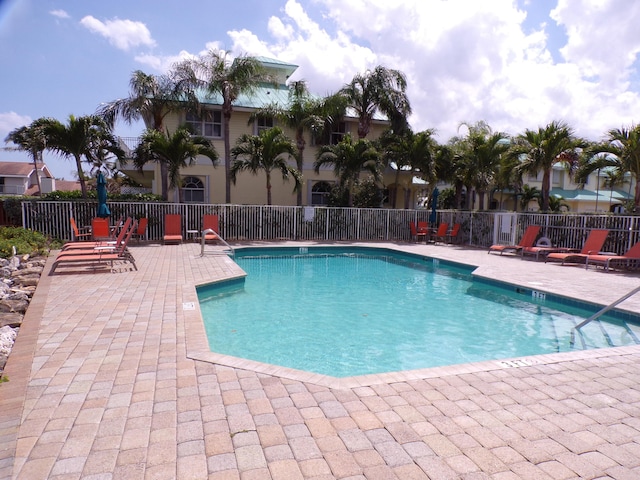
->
{"left": 310, "top": 181, "right": 333, "bottom": 206}
{"left": 186, "top": 110, "right": 222, "bottom": 138}
{"left": 182, "top": 176, "right": 205, "bottom": 203}
{"left": 255, "top": 116, "right": 274, "bottom": 135}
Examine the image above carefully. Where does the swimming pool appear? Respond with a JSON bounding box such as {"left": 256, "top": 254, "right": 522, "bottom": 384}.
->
{"left": 197, "top": 247, "right": 640, "bottom": 378}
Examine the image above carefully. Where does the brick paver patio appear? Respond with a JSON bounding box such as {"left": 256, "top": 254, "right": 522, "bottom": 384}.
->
{"left": 1, "top": 241, "right": 640, "bottom": 479}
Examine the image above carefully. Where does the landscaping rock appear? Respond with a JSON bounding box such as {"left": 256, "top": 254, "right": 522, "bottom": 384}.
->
{"left": 0, "top": 325, "right": 17, "bottom": 371}
{"left": 0, "top": 313, "right": 23, "bottom": 329}
{"left": 0, "top": 255, "right": 45, "bottom": 378}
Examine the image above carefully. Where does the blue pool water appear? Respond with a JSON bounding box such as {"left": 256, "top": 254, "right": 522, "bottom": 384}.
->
{"left": 197, "top": 247, "right": 640, "bottom": 378}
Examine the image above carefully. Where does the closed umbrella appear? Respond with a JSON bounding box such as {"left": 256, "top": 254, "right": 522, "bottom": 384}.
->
{"left": 96, "top": 172, "right": 111, "bottom": 218}
{"left": 429, "top": 187, "right": 439, "bottom": 225}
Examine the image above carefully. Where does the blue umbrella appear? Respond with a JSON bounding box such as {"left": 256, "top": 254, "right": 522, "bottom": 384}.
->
{"left": 429, "top": 187, "right": 439, "bottom": 224}
{"left": 96, "top": 172, "right": 111, "bottom": 218}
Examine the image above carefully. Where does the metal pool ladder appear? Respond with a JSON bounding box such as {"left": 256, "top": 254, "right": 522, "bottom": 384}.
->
{"left": 570, "top": 284, "right": 640, "bottom": 346}
{"left": 200, "top": 228, "right": 234, "bottom": 258}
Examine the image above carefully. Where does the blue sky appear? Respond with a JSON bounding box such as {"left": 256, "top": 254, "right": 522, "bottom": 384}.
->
{"left": 1, "top": 0, "right": 639, "bottom": 181}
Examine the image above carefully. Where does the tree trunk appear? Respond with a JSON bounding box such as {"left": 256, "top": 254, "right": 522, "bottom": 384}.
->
{"left": 33, "top": 154, "right": 42, "bottom": 196}
{"left": 296, "top": 130, "right": 305, "bottom": 206}
{"left": 266, "top": 171, "right": 272, "bottom": 205}
{"left": 392, "top": 168, "right": 400, "bottom": 208}
{"left": 455, "top": 183, "right": 464, "bottom": 210}
{"left": 541, "top": 169, "right": 551, "bottom": 211}
{"left": 75, "top": 154, "right": 87, "bottom": 198}
{"left": 223, "top": 111, "right": 232, "bottom": 203}
{"left": 160, "top": 163, "right": 169, "bottom": 201}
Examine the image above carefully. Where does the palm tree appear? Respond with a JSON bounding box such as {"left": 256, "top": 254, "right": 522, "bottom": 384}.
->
{"left": 519, "top": 184, "right": 541, "bottom": 211}
{"left": 379, "top": 129, "right": 437, "bottom": 208}
{"left": 494, "top": 147, "right": 525, "bottom": 211}
{"left": 42, "top": 115, "right": 123, "bottom": 198}
{"left": 175, "top": 50, "right": 269, "bottom": 203}
{"left": 509, "top": 120, "right": 587, "bottom": 212}
{"left": 230, "top": 127, "right": 300, "bottom": 205}
{"left": 576, "top": 125, "right": 640, "bottom": 211}
{"left": 339, "top": 65, "right": 412, "bottom": 139}
{"left": 4, "top": 118, "right": 50, "bottom": 195}
{"left": 97, "top": 69, "right": 197, "bottom": 200}
{"left": 457, "top": 122, "right": 510, "bottom": 210}
{"left": 250, "top": 80, "right": 324, "bottom": 205}
{"left": 314, "top": 134, "right": 381, "bottom": 206}
{"left": 545, "top": 194, "right": 570, "bottom": 212}
{"left": 132, "top": 126, "right": 218, "bottom": 203}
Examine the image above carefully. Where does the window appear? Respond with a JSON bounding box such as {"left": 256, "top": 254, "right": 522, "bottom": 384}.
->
{"left": 256, "top": 116, "right": 274, "bottom": 134}
{"left": 311, "top": 181, "right": 332, "bottom": 205}
{"left": 330, "top": 121, "right": 347, "bottom": 145}
{"left": 186, "top": 111, "right": 222, "bottom": 138}
{"left": 182, "top": 176, "right": 205, "bottom": 203}
{"left": 528, "top": 172, "right": 541, "bottom": 182}
{"left": 312, "top": 121, "right": 348, "bottom": 146}
{"left": 552, "top": 170, "right": 561, "bottom": 185}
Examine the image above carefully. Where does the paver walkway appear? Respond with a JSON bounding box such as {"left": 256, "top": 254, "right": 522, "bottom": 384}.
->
{"left": 1, "top": 242, "right": 640, "bottom": 479}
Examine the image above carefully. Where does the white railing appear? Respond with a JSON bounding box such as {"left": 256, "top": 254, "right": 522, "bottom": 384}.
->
{"left": 19, "top": 201, "right": 640, "bottom": 254}
{"left": 0, "top": 185, "right": 25, "bottom": 195}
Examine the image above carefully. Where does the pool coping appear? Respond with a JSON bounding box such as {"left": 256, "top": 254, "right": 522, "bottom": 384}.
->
{"left": 183, "top": 245, "right": 640, "bottom": 389}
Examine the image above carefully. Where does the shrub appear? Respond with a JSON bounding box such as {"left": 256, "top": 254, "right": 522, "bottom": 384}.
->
{"left": 40, "top": 191, "right": 163, "bottom": 202}
{"left": 0, "top": 226, "right": 62, "bottom": 258}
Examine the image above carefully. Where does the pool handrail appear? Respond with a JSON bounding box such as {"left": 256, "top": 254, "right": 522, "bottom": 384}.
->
{"left": 200, "top": 228, "right": 234, "bottom": 258}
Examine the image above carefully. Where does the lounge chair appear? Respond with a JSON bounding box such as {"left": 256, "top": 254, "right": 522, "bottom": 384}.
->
{"left": 202, "top": 214, "right": 220, "bottom": 243}
{"left": 445, "top": 223, "right": 461, "bottom": 244}
{"left": 164, "top": 214, "right": 183, "bottom": 244}
{"left": 62, "top": 217, "right": 133, "bottom": 251}
{"left": 432, "top": 223, "right": 449, "bottom": 244}
{"left": 585, "top": 241, "right": 640, "bottom": 271}
{"left": 488, "top": 225, "right": 541, "bottom": 255}
{"left": 70, "top": 217, "right": 91, "bottom": 241}
{"left": 50, "top": 220, "right": 138, "bottom": 274}
{"left": 545, "top": 229, "right": 609, "bottom": 265}
{"left": 520, "top": 235, "right": 575, "bottom": 261}
{"left": 133, "top": 217, "right": 148, "bottom": 243}
{"left": 409, "top": 221, "right": 428, "bottom": 243}
{"left": 91, "top": 218, "right": 111, "bottom": 241}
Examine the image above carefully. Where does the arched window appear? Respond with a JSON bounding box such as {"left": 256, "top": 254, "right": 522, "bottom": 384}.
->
{"left": 311, "top": 181, "right": 332, "bottom": 206}
{"left": 182, "top": 176, "right": 205, "bottom": 203}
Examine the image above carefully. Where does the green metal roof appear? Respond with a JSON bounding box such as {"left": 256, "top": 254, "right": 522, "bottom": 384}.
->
{"left": 550, "top": 188, "right": 600, "bottom": 201}
{"left": 550, "top": 188, "right": 633, "bottom": 201}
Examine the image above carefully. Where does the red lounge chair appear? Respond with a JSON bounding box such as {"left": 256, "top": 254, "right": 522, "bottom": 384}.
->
{"left": 91, "top": 217, "right": 111, "bottom": 241}
{"left": 432, "top": 222, "right": 449, "bottom": 244}
{"left": 409, "top": 221, "right": 428, "bottom": 243}
{"left": 164, "top": 214, "right": 183, "bottom": 244}
{"left": 61, "top": 217, "right": 133, "bottom": 251}
{"left": 445, "top": 223, "right": 461, "bottom": 244}
{"left": 520, "top": 234, "right": 575, "bottom": 261}
{"left": 585, "top": 241, "right": 640, "bottom": 271}
{"left": 203, "top": 214, "right": 220, "bottom": 243}
{"left": 70, "top": 217, "right": 91, "bottom": 241}
{"left": 133, "top": 217, "right": 148, "bottom": 243}
{"left": 50, "top": 220, "right": 137, "bottom": 274}
{"left": 488, "top": 225, "right": 541, "bottom": 255}
{"left": 545, "top": 229, "right": 609, "bottom": 265}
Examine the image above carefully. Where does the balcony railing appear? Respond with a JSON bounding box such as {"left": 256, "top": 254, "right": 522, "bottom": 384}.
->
{"left": 0, "top": 185, "right": 25, "bottom": 195}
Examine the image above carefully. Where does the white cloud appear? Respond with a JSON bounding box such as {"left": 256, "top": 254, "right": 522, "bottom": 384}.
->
{"left": 80, "top": 16, "right": 156, "bottom": 51}
{"left": 0, "top": 112, "right": 32, "bottom": 142}
{"left": 551, "top": 0, "right": 640, "bottom": 90}
{"left": 49, "top": 10, "right": 70, "bottom": 19}
{"left": 151, "top": 0, "right": 640, "bottom": 142}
